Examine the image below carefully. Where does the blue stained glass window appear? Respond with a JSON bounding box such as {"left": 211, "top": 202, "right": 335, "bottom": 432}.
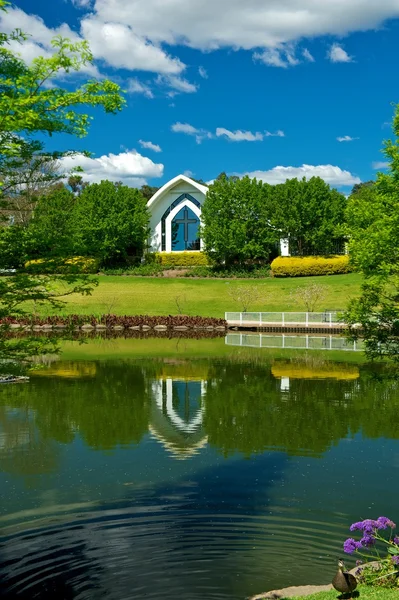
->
{"left": 171, "top": 206, "right": 200, "bottom": 251}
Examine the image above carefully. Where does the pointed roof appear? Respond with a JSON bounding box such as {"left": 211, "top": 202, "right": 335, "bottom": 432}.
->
{"left": 147, "top": 174, "right": 208, "bottom": 209}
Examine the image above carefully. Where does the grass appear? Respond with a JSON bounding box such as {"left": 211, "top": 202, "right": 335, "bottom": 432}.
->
{"left": 48, "top": 273, "right": 363, "bottom": 318}
{"left": 285, "top": 587, "right": 398, "bottom": 599}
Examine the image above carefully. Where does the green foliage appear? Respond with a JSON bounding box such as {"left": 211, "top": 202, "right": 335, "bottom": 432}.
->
{"left": 25, "top": 187, "right": 76, "bottom": 257}
{"left": 71, "top": 181, "right": 149, "bottom": 265}
{"left": 102, "top": 263, "right": 164, "bottom": 276}
{"left": 0, "top": 225, "right": 28, "bottom": 269}
{"left": 25, "top": 256, "right": 99, "bottom": 274}
{"left": 271, "top": 177, "right": 347, "bottom": 255}
{"left": 201, "top": 175, "right": 279, "bottom": 266}
{"left": 155, "top": 251, "right": 209, "bottom": 266}
{"left": 184, "top": 265, "right": 272, "bottom": 278}
{"left": 0, "top": 31, "right": 125, "bottom": 159}
{"left": 345, "top": 106, "right": 399, "bottom": 360}
{"left": 271, "top": 255, "right": 351, "bottom": 277}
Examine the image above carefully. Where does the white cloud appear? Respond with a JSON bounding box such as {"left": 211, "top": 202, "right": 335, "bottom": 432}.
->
{"left": 59, "top": 150, "right": 164, "bottom": 186}
{"left": 254, "top": 47, "right": 300, "bottom": 68}
{"left": 198, "top": 66, "right": 208, "bottom": 79}
{"left": 216, "top": 128, "right": 264, "bottom": 142}
{"left": 238, "top": 164, "right": 360, "bottom": 187}
{"left": 328, "top": 43, "right": 353, "bottom": 63}
{"left": 265, "top": 130, "right": 285, "bottom": 138}
{"left": 303, "top": 48, "right": 315, "bottom": 62}
{"left": 71, "top": 0, "right": 92, "bottom": 8}
{"left": 183, "top": 170, "right": 194, "bottom": 178}
{"left": 80, "top": 16, "right": 184, "bottom": 74}
{"left": 92, "top": 0, "right": 399, "bottom": 54}
{"left": 372, "top": 161, "right": 389, "bottom": 169}
{"left": 0, "top": 7, "right": 99, "bottom": 75}
{"left": 139, "top": 140, "right": 162, "bottom": 153}
{"left": 156, "top": 74, "right": 197, "bottom": 94}
{"left": 171, "top": 122, "right": 211, "bottom": 144}
{"left": 337, "top": 135, "right": 359, "bottom": 142}
{"left": 216, "top": 128, "right": 285, "bottom": 142}
{"left": 127, "top": 78, "right": 154, "bottom": 98}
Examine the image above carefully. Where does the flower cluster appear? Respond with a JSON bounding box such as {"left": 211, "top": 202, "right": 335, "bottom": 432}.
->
{"left": 343, "top": 516, "right": 399, "bottom": 571}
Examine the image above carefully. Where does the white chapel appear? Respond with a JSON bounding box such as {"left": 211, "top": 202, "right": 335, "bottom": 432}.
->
{"left": 147, "top": 174, "right": 208, "bottom": 253}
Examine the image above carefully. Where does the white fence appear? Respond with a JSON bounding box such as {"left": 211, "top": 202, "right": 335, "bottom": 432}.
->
{"left": 225, "top": 311, "right": 343, "bottom": 327}
{"left": 226, "top": 333, "right": 363, "bottom": 352}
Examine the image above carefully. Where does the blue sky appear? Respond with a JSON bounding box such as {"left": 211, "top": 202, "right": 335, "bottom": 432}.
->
{"left": 2, "top": 0, "right": 399, "bottom": 190}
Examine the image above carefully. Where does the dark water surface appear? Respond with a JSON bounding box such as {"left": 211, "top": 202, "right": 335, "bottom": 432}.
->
{"left": 1, "top": 343, "right": 399, "bottom": 599}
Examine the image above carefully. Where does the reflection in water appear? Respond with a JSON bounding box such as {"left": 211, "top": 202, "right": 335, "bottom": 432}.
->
{"left": 1, "top": 355, "right": 399, "bottom": 599}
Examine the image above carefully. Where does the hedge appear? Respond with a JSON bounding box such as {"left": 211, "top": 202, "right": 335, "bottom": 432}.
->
{"left": 271, "top": 255, "right": 352, "bottom": 277}
{"left": 25, "top": 256, "right": 99, "bottom": 274}
{"left": 154, "top": 252, "right": 209, "bottom": 267}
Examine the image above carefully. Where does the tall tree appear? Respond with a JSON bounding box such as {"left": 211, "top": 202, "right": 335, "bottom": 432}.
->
{"left": 345, "top": 106, "right": 399, "bottom": 361}
{"left": 272, "top": 177, "right": 347, "bottom": 255}
{"left": 0, "top": 0, "right": 125, "bottom": 370}
{"left": 201, "top": 175, "right": 278, "bottom": 266}
{"left": 72, "top": 181, "right": 149, "bottom": 265}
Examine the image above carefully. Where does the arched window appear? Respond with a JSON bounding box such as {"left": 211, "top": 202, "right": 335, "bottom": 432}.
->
{"left": 161, "top": 193, "right": 201, "bottom": 251}
{"left": 171, "top": 206, "right": 200, "bottom": 251}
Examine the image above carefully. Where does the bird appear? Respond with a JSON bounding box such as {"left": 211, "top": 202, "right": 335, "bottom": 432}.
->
{"left": 332, "top": 559, "right": 358, "bottom": 598}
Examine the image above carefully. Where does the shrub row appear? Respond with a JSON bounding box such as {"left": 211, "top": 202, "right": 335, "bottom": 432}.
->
{"left": 271, "top": 255, "right": 352, "bottom": 277}
{"left": 154, "top": 251, "right": 209, "bottom": 267}
{"left": 1, "top": 314, "right": 227, "bottom": 329}
{"left": 25, "top": 256, "right": 99, "bottom": 274}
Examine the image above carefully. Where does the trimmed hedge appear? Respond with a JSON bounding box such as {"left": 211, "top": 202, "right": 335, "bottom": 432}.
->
{"left": 271, "top": 255, "right": 351, "bottom": 277}
{"left": 25, "top": 256, "right": 99, "bottom": 274}
{"left": 155, "top": 252, "right": 209, "bottom": 267}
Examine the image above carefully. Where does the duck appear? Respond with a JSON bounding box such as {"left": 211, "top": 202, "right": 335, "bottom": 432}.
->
{"left": 332, "top": 559, "right": 358, "bottom": 598}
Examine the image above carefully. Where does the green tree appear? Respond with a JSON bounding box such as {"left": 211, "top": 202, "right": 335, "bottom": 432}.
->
{"left": 140, "top": 184, "right": 160, "bottom": 202}
{"left": 201, "top": 175, "right": 278, "bottom": 266}
{"left": 345, "top": 108, "right": 399, "bottom": 360}
{"left": 26, "top": 186, "right": 76, "bottom": 258}
{"left": 72, "top": 181, "right": 149, "bottom": 265}
{"left": 0, "top": 0, "right": 124, "bottom": 369}
{"left": 272, "top": 177, "right": 347, "bottom": 255}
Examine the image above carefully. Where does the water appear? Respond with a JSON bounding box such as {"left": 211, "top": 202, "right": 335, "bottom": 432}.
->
{"left": 1, "top": 341, "right": 399, "bottom": 599}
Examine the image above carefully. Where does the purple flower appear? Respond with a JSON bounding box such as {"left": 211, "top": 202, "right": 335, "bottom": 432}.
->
{"left": 344, "top": 538, "right": 363, "bottom": 554}
{"left": 376, "top": 516, "right": 396, "bottom": 529}
{"left": 360, "top": 533, "right": 376, "bottom": 548}
{"left": 393, "top": 537, "right": 399, "bottom": 546}
{"left": 392, "top": 555, "right": 399, "bottom": 566}
{"left": 350, "top": 519, "right": 378, "bottom": 533}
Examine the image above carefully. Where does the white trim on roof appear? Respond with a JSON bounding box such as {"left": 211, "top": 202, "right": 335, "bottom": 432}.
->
{"left": 147, "top": 174, "right": 208, "bottom": 209}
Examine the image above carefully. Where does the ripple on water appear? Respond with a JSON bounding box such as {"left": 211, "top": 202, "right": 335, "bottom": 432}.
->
{"left": 0, "top": 492, "right": 347, "bottom": 600}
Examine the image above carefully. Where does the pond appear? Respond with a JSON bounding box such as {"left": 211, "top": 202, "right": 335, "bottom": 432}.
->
{"left": 0, "top": 337, "right": 398, "bottom": 599}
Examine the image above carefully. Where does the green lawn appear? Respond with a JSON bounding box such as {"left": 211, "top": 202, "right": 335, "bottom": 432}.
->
{"left": 51, "top": 273, "right": 363, "bottom": 318}
{"left": 286, "top": 586, "right": 398, "bottom": 599}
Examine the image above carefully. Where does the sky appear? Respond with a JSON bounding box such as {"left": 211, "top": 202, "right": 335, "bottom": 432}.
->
{"left": 2, "top": 0, "right": 399, "bottom": 191}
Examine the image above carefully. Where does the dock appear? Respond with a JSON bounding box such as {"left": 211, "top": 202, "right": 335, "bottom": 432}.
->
{"left": 225, "top": 311, "right": 348, "bottom": 334}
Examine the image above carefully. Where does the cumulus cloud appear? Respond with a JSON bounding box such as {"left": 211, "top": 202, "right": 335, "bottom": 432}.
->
{"left": 139, "top": 140, "right": 162, "bottom": 153}
{"left": 127, "top": 78, "right": 154, "bottom": 98}
{"left": 0, "top": 7, "right": 99, "bottom": 75}
{"left": 328, "top": 43, "right": 353, "bottom": 63}
{"left": 59, "top": 150, "right": 164, "bottom": 186}
{"left": 254, "top": 47, "right": 300, "bottom": 68}
{"left": 80, "top": 16, "right": 184, "bottom": 74}
{"left": 237, "top": 164, "right": 360, "bottom": 187}
{"left": 337, "top": 135, "right": 359, "bottom": 142}
{"left": 372, "top": 161, "right": 389, "bottom": 169}
{"left": 156, "top": 74, "right": 197, "bottom": 94}
{"left": 92, "top": 0, "right": 399, "bottom": 53}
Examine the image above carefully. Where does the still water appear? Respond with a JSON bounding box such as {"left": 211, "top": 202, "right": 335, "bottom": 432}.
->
{"left": 0, "top": 339, "right": 399, "bottom": 599}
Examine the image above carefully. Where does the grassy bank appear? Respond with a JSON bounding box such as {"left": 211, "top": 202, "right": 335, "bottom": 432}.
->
{"left": 49, "top": 273, "right": 362, "bottom": 318}
{"left": 286, "top": 587, "right": 398, "bottom": 599}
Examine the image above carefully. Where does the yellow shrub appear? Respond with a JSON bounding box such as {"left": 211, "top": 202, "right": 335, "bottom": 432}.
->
{"left": 155, "top": 252, "right": 209, "bottom": 267}
{"left": 25, "top": 256, "right": 99, "bottom": 274}
{"left": 271, "top": 255, "right": 351, "bottom": 277}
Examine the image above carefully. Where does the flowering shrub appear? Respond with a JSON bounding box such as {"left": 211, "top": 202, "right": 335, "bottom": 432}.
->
{"left": 343, "top": 516, "right": 399, "bottom": 587}
{"left": 271, "top": 255, "right": 351, "bottom": 277}
{"left": 25, "top": 256, "right": 99, "bottom": 274}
